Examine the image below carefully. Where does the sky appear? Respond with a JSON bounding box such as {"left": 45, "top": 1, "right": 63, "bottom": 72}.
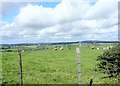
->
{"left": 0, "top": 0, "right": 119, "bottom": 44}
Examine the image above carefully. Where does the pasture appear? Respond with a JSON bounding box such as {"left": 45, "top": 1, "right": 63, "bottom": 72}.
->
{"left": 1, "top": 43, "right": 118, "bottom": 84}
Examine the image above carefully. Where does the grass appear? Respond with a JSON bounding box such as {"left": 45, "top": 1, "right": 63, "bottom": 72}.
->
{"left": 1, "top": 43, "right": 118, "bottom": 84}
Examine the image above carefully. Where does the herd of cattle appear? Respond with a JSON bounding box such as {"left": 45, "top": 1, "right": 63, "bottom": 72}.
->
{"left": 1, "top": 44, "right": 114, "bottom": 52}
{"left": 20, "top": 45, "right": 114, "bottom": 52}
{"left": 89, "top": 45, "right": 113, "bottom": 50}
{"left": 52, "top": 45, "right": 114, "bottom": 51}
{"left": 53, "top": 47, "right": 64, "bottom": 51}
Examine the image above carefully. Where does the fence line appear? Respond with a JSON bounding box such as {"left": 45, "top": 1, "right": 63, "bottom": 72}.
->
{"left": 2, "top": 67, "right": 120, "bottom": 75}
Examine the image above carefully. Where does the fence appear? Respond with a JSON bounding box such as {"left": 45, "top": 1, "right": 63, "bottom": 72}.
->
{"left": 1, "top": 46, "right": 119, "bottom": 85}
{"left": 16, "top": 48, "right": 83, "bottom": 85}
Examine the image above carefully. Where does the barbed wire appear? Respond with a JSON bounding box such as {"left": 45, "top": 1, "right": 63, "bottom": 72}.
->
{"left": 0, "top": 71, "right": 78, "bottom": 75}
{"left": 1, "top": 67, "right": 120, "bottom": 74}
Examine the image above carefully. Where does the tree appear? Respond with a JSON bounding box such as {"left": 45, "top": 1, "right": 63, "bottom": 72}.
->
{"left": 96, "top": 43, "right": 120, "bottom": 82}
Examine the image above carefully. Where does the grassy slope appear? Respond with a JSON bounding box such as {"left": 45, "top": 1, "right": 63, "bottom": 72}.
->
{"left": 1, "top": 44, "right": 118, "bottom": 84}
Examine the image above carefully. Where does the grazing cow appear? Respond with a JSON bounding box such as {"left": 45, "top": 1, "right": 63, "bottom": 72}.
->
{"left": 91, "top": 46, "right": 96, "bottom": 49}
{"left": 96, "top": 47, "right": 99, "bottom": 50}
{"left": 103, "top": 47, "right": 106, "bottom": 50}
{"left": 109, "top": 46, "right": 113, "bottom": 48}
{"left": 103, "top": 47, "right": 110, "bottom": 50}
{"left": 22, "top": 50, "right": 25, "bottom": 52}
{"left": 53, "top": 48, "right": 57, "bottom": 51}
{"left": 60, "top": 47, "right": 63, "bottom": 51}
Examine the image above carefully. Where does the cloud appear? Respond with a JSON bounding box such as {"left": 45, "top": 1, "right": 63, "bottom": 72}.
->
{"left": 1, "top": 0, "right": 118, "bottom": 43}
{"left": 85, "top": 0, "right": 118, "bottom": 19}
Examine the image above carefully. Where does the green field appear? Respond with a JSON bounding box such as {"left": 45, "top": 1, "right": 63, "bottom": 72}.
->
{"left": 1, "top": 43, "right": 118, "bottom": 84}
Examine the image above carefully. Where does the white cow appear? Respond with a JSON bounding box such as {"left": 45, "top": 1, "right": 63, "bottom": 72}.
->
{"left": 60, "top": 47, "right": 64, "bottom": 51}
{"left": 53, "top": 48, "right": 57, "bottom": 51}
{"left": 96, "top": 47, "right": 99, "bottom": 50}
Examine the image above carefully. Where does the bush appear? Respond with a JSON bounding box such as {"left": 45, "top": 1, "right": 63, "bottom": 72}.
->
{"left": 6, "top": 50, "right": 13, "bottom": 52}
{"left": 96, "top": 43, "right": 120, "bottom": 82}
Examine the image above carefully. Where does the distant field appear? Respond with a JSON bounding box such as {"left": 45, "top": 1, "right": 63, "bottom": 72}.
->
{"left": 1, "top": 43, "right": 118, "bottom": 84}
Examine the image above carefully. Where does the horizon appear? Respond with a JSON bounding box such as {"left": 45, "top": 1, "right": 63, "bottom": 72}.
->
{"left": 1, "top": 0, "right": 119, "bottom": 44}
{"left": 0, "top": 40, "right": 119, "bottom": 45}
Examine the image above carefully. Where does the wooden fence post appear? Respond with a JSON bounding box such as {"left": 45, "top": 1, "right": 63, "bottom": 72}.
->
{"left": 76, "top": 48, "right": 82, "bottom": 85}
{"left": 17, "top": 50, "right": 23, "bottom": 86}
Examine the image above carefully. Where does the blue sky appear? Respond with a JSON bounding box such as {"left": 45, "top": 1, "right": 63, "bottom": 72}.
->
{"left": 2, "top": 2, "right": 60, "bottom": 23}
{"left": 1, "top": 0, "right": 118, "bottom": 44}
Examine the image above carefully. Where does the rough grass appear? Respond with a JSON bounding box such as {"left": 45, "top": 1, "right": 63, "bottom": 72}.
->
{"left": 1, "top": 43, "right": 118, "bottom": 84}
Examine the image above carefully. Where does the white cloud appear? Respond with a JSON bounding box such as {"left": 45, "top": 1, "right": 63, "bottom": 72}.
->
{"left": 1, "top": 0, "right": 118, "bottom": 43}
{"left": 85, "top": 0, "right": 118, "bottom": 19}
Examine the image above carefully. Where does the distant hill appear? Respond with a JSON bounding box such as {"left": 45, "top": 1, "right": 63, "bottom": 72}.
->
{"left": 0, "top": 40, "right": 119, "bottom": 46}
{"left": 81, "top": 40, "right": 120, "bottom": 43}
